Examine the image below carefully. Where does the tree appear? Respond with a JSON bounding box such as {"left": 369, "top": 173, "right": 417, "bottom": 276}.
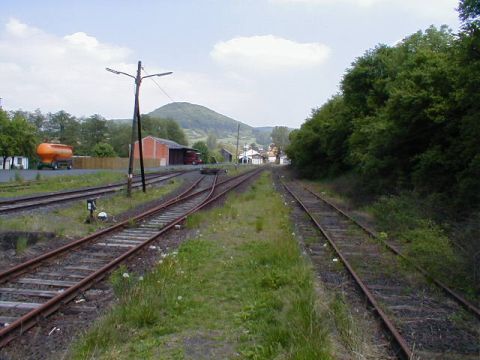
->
{"left": 92, "top": 142, "right": 117, "bottom": 157}
{"left": 0, "top": 110, "right": 36, "bottom": 169}
{"left": 11, "top": 112, "right": 37, "bottom": 158}
{"left": 44, "top": 111, "right": 80, "bottom": 145}
{"left": 192, "top": 141, "right": 209, "bottom": 163}
{"left": 271, "top": 126, "right": 290, "bottom": 163}
{"left": 0, "top": 110, "right": 14, "bottom": 169}
{"left": 107, "top": 121, "right": 131, "bottom": 157}
{"left": 27, "top": 109, "right": 47, "bottom": 139}
{"left": 459, "top": 0, "right": 480, "bottom": 29}
{"left": 287, "top": 96, "right": 351, "bottom": 178}
{"left": 164, "top": 118, "right": 188, "bottom": 145}
{"left": 142, "top": 116, "right": 188, "bottom": 145}
{"left": 206, "top": 132, "right": 217, "bottom": 149}
{"left": 79, "top": 114, "right": 109, "bottom": 155}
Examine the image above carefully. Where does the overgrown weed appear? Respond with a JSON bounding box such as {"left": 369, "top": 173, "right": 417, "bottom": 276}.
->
{"left": 370, "top": 194, "right": 475, "bottom": 297}
{"left": 15, "top": 236, "right": 28, "bottom": 254}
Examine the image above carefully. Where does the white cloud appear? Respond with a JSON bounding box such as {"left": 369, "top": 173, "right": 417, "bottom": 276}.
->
{"left": 0, "top": 18, "right": 250, "bottom": 120}
{"left": 210, "top": 35, "right": 330, "bottom": 71}
{"left": 270, "top": 0, "right": 458, "bottom": 19}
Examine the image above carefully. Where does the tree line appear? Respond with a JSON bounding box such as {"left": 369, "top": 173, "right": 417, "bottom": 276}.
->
{"left": 0, "top": 108, "right": 188, "bottom": 169}
{"left": 287, "top": 0, "right": 480, "bottom": 213}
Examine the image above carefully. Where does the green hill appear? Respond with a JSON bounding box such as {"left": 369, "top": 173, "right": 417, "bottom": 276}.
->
{"left": 147, "top": 102, "right": 271, "bottom": 146}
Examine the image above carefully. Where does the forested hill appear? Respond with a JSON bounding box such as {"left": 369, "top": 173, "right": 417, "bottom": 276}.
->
{"left": 148, "top": 102, "right": 272, "bottom": 146}
{"left": 149, "top": 102, "right": 247, "bottom": 135}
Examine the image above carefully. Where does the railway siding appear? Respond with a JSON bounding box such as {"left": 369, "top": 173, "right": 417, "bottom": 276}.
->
{"left": 283, "top": 179, "right": 479, "bottom": 359}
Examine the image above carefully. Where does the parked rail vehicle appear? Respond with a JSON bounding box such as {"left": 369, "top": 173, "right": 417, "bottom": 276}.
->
{"left": 36, "top": 143, "right": 73, "bottom": 170}
{"left": 184, "top": 150, "right": 203, "bottom": 165}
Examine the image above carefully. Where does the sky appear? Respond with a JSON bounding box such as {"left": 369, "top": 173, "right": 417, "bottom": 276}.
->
{"left": 0, "top": 0, "right": 461, "bottom": 129}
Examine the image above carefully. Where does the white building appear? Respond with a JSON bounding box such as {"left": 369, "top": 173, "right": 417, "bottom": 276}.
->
{"left": 0, "top": 156, "right": 29, "bottom": 170}
{"left": 238, "top": 149, "right": 265, "bottom": 165}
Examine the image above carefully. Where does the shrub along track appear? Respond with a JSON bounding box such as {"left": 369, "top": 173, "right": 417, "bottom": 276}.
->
{"left": 0, "top": 167, "right": 262, "bottom": 351}
{"left": 281, "top": 178, "right": 479, "bottom": 359}
{"left": 0, "top": 170, "right": 187, "bottom": 215}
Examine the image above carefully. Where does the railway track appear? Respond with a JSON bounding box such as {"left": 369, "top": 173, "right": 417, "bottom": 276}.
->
{"left": 0, "top": 167, "right": 261, "bottom": 348}
{"left": 282, "top": 180, "right": 480, "bottom": 359}
{"left": 0, "top": 171, "right": 185, "bottom": 215}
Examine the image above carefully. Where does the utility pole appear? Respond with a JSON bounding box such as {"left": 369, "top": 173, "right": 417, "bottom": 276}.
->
{"left": 128, "top": 61, "right": 142, "bottom": 196}
{"left": 106, "top": 62, "right": 172, "bottom": 197}
{"left": 235, "top": 123, "right": 240, "bottom": 166}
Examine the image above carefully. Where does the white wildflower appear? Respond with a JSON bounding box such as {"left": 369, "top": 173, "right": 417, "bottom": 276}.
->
{"left": 139, "top": 276, "right": 144, "bottom": 281}
{"left": 332, "top": 258, "right": 338, "bottom": 262}
{"left": 122, "top": 273, "right": 130, "bottom": 278}
{"left": 177, "top": 296, "right": 183, "bottom": 301}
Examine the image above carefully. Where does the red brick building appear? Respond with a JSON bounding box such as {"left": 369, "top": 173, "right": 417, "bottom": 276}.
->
{"left": 133, "top": 136, "right": 195, "bottom": 166}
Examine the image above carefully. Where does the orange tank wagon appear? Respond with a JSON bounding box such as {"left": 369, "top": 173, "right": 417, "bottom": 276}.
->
{"left": 36, "top": 143, "right": 73, "bottom": 170}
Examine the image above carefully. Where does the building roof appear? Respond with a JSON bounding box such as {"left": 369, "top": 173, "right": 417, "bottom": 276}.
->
{"left": 243, "top": 149, "right": 259, "bottom": 156}
{"left": 139, "top": 136, "right": 196, "bottom": 151}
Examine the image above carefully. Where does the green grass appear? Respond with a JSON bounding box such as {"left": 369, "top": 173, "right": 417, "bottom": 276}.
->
{"left": 0, "top": 171, "right": 125, "bottom": 198}
{"left": 15, "top": 236, "right": 28, "bottom": 254}
{"left": 306, "top": 175, "right": 477, "bottom": 300}
{"left": 368, "top": 194, "right": 476, "bottom": 298}
{"left": 0, "top": 179, "right": 181, "bottom": 239}
{"left": 70, "top": 172, "right": 333, "bottom": 359}
{"left": 329, "top": 293, "right": 361, "bottom": 354}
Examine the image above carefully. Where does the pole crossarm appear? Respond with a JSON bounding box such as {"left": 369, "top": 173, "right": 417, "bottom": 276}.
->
{"left": 142, "top": 71, "right": 173, "bottom": 79}
{"left": 105, "top": 67, "right": 136, "bottom": 79}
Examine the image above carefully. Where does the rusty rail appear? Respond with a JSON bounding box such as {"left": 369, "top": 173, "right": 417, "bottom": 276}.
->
{"left": 303, "top": 185, "right": 480, "bottom": 320}
{"left": 283, "top": 181, "right": 412, "bottom": 359}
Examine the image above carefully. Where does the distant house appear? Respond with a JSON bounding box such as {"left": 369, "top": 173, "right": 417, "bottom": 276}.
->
{"left": 220, "top": 148, "right": 233, "bottom": 163}
{"left": 133, "top": 136, "right": 198, "bottom": 165}
{"left": 279, "top": 155, "right": 290, "bottom": 165}
{"left": 0, "top": 156, "right": 29, "bottom": 170}
{"left": 238, "top": 149, "right": 265, "bottom": 165}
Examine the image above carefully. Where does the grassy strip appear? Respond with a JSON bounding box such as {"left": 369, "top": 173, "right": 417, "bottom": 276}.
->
{"left": 0, "top": 179, "right": 181, "bottom": 239}
{"left": 71, "top": 172, "right": 333, "bottom": 359}
{"left": 0, "top": 171, "right": 125, "bottom": 198}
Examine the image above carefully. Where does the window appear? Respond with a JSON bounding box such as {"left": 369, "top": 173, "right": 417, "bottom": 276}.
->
{"left": 17, "top": 157, "right": 22, "bottom": 165}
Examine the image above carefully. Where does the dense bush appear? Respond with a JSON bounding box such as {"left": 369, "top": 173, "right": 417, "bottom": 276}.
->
{"left": 287, "top": 5, "right": 480, "bottom": 214}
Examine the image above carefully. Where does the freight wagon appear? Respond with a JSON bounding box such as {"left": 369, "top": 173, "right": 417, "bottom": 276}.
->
{"left": 36, "top": 143, "right": 73, "bottom": 170}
